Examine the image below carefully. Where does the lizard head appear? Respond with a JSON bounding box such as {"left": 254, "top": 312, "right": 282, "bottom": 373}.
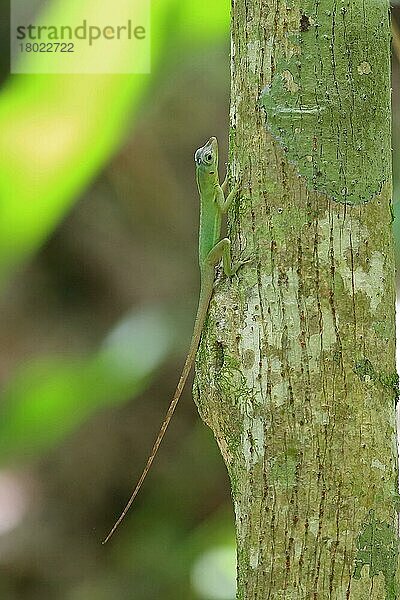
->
{"left": 194, "top": 137, "right": 218, "bottom": 175}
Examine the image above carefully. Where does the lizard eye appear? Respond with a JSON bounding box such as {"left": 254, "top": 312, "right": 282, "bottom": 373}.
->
{"left": 206, "top": 153, "right": 213, "bottom": 162}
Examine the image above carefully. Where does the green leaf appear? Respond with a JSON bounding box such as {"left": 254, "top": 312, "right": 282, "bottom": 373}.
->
{"left": 0, "top": 307, "right": 175, "bottom": 461}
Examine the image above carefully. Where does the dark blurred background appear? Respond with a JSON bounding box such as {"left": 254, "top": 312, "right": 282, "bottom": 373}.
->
{"left": 0, "top": 2, "right": 399, "bottom": 599}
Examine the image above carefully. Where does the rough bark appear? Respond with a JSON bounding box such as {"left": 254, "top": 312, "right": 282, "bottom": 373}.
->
{"left": 194, "top": 1, "right": 399, "bottom": 598}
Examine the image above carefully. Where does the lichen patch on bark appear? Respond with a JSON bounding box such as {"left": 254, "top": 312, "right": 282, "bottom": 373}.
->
{"left": 261, "top": 1, "right": 391, "bottom": 205}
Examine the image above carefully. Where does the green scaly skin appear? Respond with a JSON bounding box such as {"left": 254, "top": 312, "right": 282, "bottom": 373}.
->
{"left": 103, "top": 137, "right": 240, "bottom": 543}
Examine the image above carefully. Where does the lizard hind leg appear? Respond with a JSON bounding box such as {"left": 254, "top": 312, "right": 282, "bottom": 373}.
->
{"left": 207, "top": 238, "right": 238, "bottom": 277}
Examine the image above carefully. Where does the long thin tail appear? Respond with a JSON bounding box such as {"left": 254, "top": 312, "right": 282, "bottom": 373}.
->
{"left": 102, "top": 285, "right": 212, "bottom": 544}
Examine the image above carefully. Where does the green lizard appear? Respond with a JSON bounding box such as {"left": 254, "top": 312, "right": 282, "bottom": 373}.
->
{"left": 103, "top": 136, "right": 241, "bottom": 544}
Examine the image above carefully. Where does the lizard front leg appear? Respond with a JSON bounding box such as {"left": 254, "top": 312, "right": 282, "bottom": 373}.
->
{"left": 215, "top": 180, "right": 240, "bottom": 215}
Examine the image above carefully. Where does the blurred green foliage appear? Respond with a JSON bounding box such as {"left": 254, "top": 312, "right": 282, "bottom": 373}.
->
{"left": 0, "top": 307, "right": 175, "bottom": 462}
{"left": 0, "top": 0, "right": 230, "bottom": 282}
{"left": 0, "top": 1, "right": 237, "bottom": 599}
{"left": 0, "top": 0, "right": 230, "bottom": 460}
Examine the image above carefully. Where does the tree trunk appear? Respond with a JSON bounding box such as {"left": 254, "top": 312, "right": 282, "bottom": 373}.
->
{"left": 194, "top": 1, "right": 399, "bottom": 598}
